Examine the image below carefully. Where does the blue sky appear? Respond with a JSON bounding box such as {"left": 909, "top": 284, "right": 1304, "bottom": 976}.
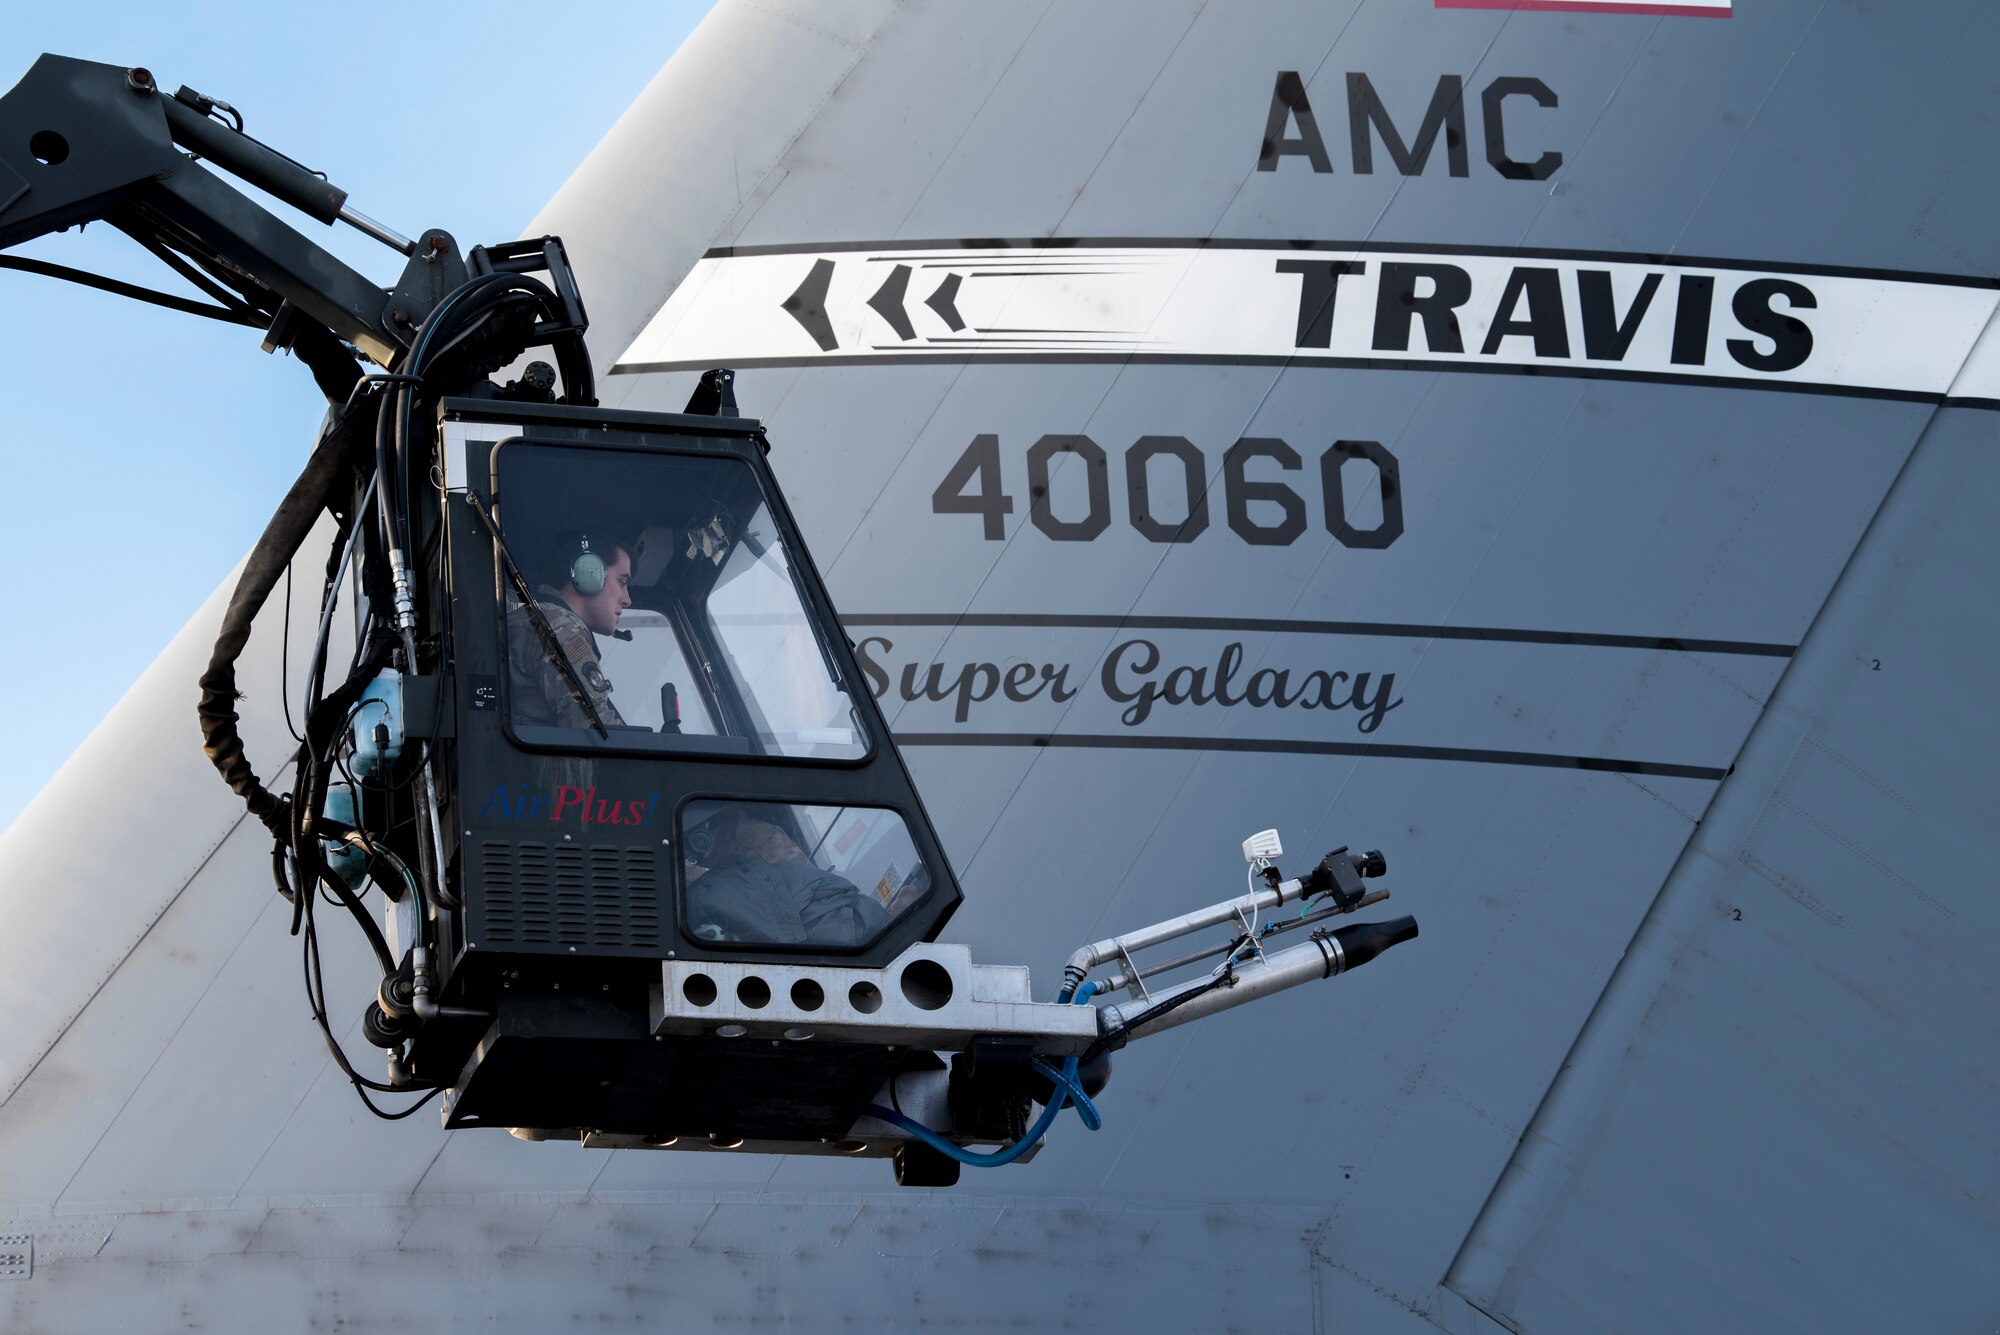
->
{"left": 0, "top": 3, "right": 714, "bottom": 832}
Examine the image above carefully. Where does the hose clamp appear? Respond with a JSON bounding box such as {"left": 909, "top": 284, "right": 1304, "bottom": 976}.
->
{"left": 1311, "top": 929, "right": 1347, "bottom": 979}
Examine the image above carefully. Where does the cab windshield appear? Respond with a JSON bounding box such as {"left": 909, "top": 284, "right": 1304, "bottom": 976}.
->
{"left": 679, "top": 798, "right": 932, "bottom": 950}
{"left": 496, "top": 441, "right": 867, "bottom": 762}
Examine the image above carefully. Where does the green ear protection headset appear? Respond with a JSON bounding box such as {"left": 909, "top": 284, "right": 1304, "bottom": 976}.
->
{"left": 569, "top": 535, "right": 607, "bottom": 596}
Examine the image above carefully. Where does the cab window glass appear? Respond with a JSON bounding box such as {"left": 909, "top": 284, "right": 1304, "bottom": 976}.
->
{"left": 704, "top": 501, "right": 860, "bottom": 757}
{"left": 597, "top": 610, "right": 717, "bottom": 735}
{"left": 680, "top": 798, "right": 932, "bottom": 950}
{"left": 496, "top": 443, "right": 865, "bottom": 760}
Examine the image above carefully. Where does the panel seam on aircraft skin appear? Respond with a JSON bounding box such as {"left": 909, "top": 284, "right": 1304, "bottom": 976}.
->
{"left": 400, "top": 1137, "right": 454, "bottom": 1208}
{"left": 1502, "top": 8, "right": 1663, "bottom": 261}
{"left": 732, "top": 0, "right": 873, "bottom": 54}
{"left": 240, "top": 997, "right": 404, "bottom": 1198}
{"left": 709, "top": 0, "right": 896, "bottom": 227}
{"left": 1764, "top": 793, "right": 1951, "bottom": 921}
{"left": 0, "top": 804, "right": 257, "bottom": 1109}
{"left": 599, "top": 0, "right": 902, "bottom": 412}
{"left": 1606, "top": 772, "right": 1709, "bottom": 827}
{"left": 1082, "top": 1021, "right": 1208, "bottom": 1198}
{"left": 51, "top": 832, "right": 287, "bottom": 1209}
{"left": 1663, "top": 650, "right": 1777, "bottom": 711}
{"left": 1308, "top": 1231, "right": 1449, "bottom": 1331}
{"left": 865, "top": 0, "right": 1058, "bottom": 261}
{"left": 1736, "top": 847, "right": 1845, "bottom": 930}
{"left": 1794, "top": 731, "right": 1921, "bottom": 817}
{"left": 521, "top": 1201, "right": 568, "bottom": 1254}
{"left": 1661, "top": 0, "right": 1832, "bottom": 265}
{"left": 1442, "top": 1285, "right": 1526, "bottom": 1335}
{"left": 840, "top": 613, "right": 1795, "bottom": 658}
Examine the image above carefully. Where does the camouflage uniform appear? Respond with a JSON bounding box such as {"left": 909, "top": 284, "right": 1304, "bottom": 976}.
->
{"left": 506, "top": 585, "right": 626, "bottom": 729}
{"left": 684, "top": 856, "right": 887, "bottom": 947}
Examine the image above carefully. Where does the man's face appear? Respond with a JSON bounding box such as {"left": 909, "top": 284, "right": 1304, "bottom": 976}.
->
{"left": 568, "top": 548, "right": 632, "bottom": 634}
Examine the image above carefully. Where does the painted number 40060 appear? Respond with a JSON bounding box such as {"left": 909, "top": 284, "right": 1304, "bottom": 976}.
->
{"left": 931, "top": 434, "right": 1404, "bottom": 548}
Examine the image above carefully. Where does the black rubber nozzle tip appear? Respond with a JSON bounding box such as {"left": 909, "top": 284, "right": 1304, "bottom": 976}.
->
{"left": 1330, "top": 915, "right": 1419, "bottom": 971}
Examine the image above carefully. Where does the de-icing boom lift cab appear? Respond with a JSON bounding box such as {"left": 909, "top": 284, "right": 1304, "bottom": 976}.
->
{"left": 0, "top": 55, "right": 1417, "bottom": 1185}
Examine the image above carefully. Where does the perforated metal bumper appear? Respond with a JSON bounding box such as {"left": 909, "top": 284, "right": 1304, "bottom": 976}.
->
{"left": 653, "top": 944, "right": 1098, "bottom": 1054}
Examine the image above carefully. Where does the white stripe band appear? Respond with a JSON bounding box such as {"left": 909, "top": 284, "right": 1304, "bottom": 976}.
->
{"left": 614, "top": 242, "right": 2000, "bottom": 403}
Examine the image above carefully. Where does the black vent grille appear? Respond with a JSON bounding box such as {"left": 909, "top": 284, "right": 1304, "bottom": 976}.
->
{"left": 476, "top": 839, "right": 663, "bottom": 953}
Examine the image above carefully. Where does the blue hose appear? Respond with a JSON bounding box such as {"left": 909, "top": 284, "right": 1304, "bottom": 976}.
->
{"left": 1034, "top": 1056, "right": 1101, "bottom": 1131}
{"left": 867, "top": 1090, "right": 1067, "bottom": 1167}
{"left": 867, "top": 982, "right": 1104, "bottom": 1167}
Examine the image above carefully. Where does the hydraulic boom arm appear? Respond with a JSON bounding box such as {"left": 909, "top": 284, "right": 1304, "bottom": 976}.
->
{"left": 0, "top": 55, "right": 476, "bottom": 391}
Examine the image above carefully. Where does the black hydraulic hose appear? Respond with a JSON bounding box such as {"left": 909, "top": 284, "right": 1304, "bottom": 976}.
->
{"left": 1081, "top": 971, "right": 1236, "bottom": 1065}
{"left": 284, "top": 480, "right": 374, "bottom": 938}
{"left": 301, "top": 472, "right": 379, "bottom": 729}
{"left": 125, "top": 233, "right": 261, "bottom": 315}
{"left": 197, "top": 420, "right": 357, "bottom": 838}
{"left": 318, "top": 867, "right": 397, "bottom": 977}
{"left": 299, "top": 913, "right": 438, "bottom": 1101}
{"left": 377, "top": 271, "right": 530, "bottom": 604}
{"left": 0, "top": 254, "right": 262, "bottom": 326}
{"left": 295, "top": 630, "right": 396, "bottom": 848}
